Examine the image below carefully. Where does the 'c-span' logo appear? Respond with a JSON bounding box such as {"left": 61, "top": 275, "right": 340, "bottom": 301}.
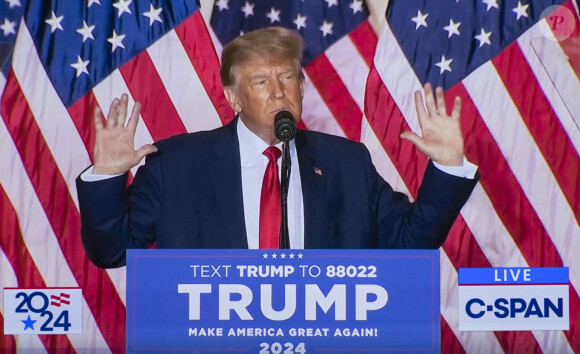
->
{"left": 458, "top": 268, "right": 569, "bottom": 331}
{"left": 3, "top": 288, "right": 83, "bottom": 334}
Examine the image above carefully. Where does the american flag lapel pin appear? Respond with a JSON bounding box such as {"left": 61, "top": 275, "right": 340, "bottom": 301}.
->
{"left": 314, "top": 167, "right": 323, "bottom": 176}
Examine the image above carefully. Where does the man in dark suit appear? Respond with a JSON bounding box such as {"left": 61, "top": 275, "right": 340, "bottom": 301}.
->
{"left": 77, "top": 27, "right": 478, "bottom": 269}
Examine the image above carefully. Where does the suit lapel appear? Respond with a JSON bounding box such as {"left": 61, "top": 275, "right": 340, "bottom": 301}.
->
{"left": 208, "top": 119, "right": 248, "bottom": 248}
{"left": 295, "top": 130, "right": 330, "bottom": 248}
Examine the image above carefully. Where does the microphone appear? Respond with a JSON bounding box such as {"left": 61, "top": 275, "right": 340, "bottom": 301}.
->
{"left": 274, "top": 110, "right": 297, "bottom": 142}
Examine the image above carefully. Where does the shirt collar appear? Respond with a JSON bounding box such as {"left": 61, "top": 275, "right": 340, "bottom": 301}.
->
{"left": 237, "top": 117, "right": 296, "bottom": 166}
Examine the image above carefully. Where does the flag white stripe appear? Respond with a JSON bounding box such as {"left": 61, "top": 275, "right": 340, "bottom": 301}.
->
{"left": 301, "top": 73, "right": 348, "bottom": 137}
{"left": 440, "top": 252, "right": 505, "bottom": 354}
{"left": 518, "top": 20, "right": 580, "bottom": 154}
{"left": 464, "top": 63, "right": 580, "bottom": 290}
{"left": 325, "top": 34, "right": 370, "bottom": 112}
{"left": 373, "top": 21, "right": 423, "bottom": 135}
{"left": 461, "top": 185, "right": 526, "bottom": 266}
{"left": 0, "top": 249, "right": 46, "bottom": 350}
{"left": 11, "top": 21, "right": 90, "bottom": 206}
{"left": 361, "top": 115, "right": 411, "bottom": 200}
{"left": 0, "top": 109, "right": 110, "bottom": 352}
{"left": 147, "top": 29, "right": 222, "bottom": 133}
{"left": 0, "top": 240, "right": 42, "bottom": 350}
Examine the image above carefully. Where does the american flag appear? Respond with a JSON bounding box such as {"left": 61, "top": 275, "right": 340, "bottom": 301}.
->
{"left": 0, "top": 0, "right": 578, "bottom": 352}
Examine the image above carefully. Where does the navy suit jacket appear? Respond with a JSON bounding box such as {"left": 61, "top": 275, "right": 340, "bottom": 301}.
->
{"left": 76, "top": 118, "right": 478, "bottom": 268}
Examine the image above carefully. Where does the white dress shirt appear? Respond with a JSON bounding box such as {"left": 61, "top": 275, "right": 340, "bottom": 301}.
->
{"left": 237, "top": 118, "right": 304, "bottom": 249}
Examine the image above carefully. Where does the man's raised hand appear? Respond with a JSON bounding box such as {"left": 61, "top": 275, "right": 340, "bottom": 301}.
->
{"left": 92, "top": 94, "right": 158, "bottom": 175}
{"left": 400, "top": 83, "right": 464, "bottom": 166}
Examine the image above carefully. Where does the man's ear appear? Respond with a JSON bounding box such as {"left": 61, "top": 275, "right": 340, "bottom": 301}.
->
{"left": 223, "top": 86, "right": 242, "bottom": 113}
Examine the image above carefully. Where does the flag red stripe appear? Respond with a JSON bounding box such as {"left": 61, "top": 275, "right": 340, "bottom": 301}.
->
{"left": 364, "top": 68, "right": 427, "bottom": 191}
{"left": 0, "top": 312, "right": 16, "bottom": 352}
{"left": 440, "top": 316, "right": 466, "bottom": 354}
{"left": 566, "top": 285, "right": 580, "bottom": 353}
{"left": 348, "top": 20, "right": 378, "bottom": 68}
{"left": 119, "top": 52, "right": 187, "bottom": 141}
{"left": 447, "top": 84, "right": 563, "bottom": 269}
{"left": 560, "top": 2, "right": 580, "bottom": 82}
{"left": 0, "top": 186, "right": 75, "bottom": 352}
{"left": 304, "top": 55, "right": 362, "bottom": 141}
{"left": 0, "top": 71, "right": 126, "bottom": 352}
{"left": 365, "top": 67, "right": 543, "bottom": 352}
{"left": 492, "top": 42, "right": 580, "bottom": 224}
{"left": 67, "top": 92, "right": 100, "bottom": 160}
{"left": 175, "top": 11, "right": 234, "bottom": 125}
{"left": 448, "top": 83, "right": 580, "bottom": 352}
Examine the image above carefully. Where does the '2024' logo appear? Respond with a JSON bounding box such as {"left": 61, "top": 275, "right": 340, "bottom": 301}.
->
{"left": 16, "top": 291, "right": 72, "bottom": 332}
{"left": 3, "top": 288, "right": 82, "bottom": 334}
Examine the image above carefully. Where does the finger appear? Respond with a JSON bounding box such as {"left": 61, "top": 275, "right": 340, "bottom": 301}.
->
{"left": 126, "top": 101, "right": 142, "bottom": 134}
{"left": 106, "top": 98, "right": 120, "bottom": 127}
{"left": 414, "top": 89, "right": 427, "bottom": 131}
{"left": 435, "top": 86, "right": 446, "bottom": 117}
{"left": 423, "top": 83, "right": 437, "bottom": 117}
{"left": 400, "top": 130, "right": 423, "bottom": 148}
{"left": 117, "top": 94, "right": 129, "bottom": 127}
{"left": 94, "top": 106, "right": 104, "bottom": 131}
{"left": 451, "top": 96, "right": 462, "bottom": 119}
{"left": 135, "top": 144, "right": 158, "bottom": 161}
{"left": 401, "top": 131, "right": 429, "bottom": 158}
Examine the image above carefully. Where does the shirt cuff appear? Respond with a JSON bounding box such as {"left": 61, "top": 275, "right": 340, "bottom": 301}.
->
{"left": 432, "top": 158, "right": 478, "bottom": 179}
{"left": 80, "top": 166, "right": 123, "bottom": 182}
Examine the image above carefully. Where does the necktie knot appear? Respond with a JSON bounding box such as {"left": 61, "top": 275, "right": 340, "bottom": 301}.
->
{"left": 263, "top": 146, "right": 281, "bottom": 162}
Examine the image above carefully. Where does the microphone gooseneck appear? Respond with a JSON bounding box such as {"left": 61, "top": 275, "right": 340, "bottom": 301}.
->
{"left": 274, "top": 110, "right": 297, "bottom": 143}
{"left": 273, "top": 110, "right": 295, "bottom": 249}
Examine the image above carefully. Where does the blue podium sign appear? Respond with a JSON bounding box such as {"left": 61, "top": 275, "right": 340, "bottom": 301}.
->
{"left": 126, "top": 249, "right": 440, "bottom": 353}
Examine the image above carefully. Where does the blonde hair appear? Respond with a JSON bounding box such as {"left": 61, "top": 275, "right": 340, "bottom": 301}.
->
{"left": 220, "top": 26, "right": 305, "bottom": 87}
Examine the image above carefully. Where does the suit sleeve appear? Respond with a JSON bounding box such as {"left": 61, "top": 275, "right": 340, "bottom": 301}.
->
{"left": 76, "top": 157, "right": 162, "bottom": 268}
{"left": 367, "top": 148, "right": 479, "bottom": 249}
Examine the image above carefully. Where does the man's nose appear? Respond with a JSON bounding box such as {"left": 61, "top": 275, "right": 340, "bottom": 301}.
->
{"left": 270, "top": 79, "right": 284, "bottom": 99}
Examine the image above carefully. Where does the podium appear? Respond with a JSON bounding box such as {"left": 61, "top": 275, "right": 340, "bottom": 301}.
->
{"left": 126, "top": 249, "right": 440, "bottom": 353}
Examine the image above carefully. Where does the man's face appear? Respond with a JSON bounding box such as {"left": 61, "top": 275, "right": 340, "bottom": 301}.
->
{"left": 224, "top": 57, "right": 304, "bottom": 145}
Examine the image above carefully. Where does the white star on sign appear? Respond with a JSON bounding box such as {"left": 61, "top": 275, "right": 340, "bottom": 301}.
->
{"left": 263, "top": 253, "right": 268, "bottom": 259}
{"left": 113, "top": 0, "right": 132, "bottom": 17}
{"left": 241, "top": 1, "right": 254, "bottom": 17}
{"left": 435, "top": 55, "right": 453, "bottom": 74}
{"left": 320, "top": 20, "right": 333, "bottom": 36}
{"left": 266, "top": 7, "right": 281, "bottom": 23}
{"left": 512, "top": 1, "right": 529, "bottom": 20}
{"left": 411, "top": 10, "right": 428, "bottom": 30}
{"left": 45, "top": 11, "right": 64, "bottom": 33}
{"left": 143, "top": 4, "right": 163, "bottom": 25}
{"left": 271, "top": 253, "right": 277, "bottom": 259}
{"left": 443, "top": 19, "right": 461, "bottom": 38}
{"left": 0, "top": 18, "right": 16, "bottom": 36}
{"left": 88, "top": 0, "right": 101, "bottom": 7}
{"left": 107, "top": 30, "right": 126, "bottom": 52}
{"left": 76, "top": 21, "right": 95, "bottom": 42}
{"left": 482, "top": 0, "right": 499, "bottom": 11}
{"left": 349, "top": 0, "right": 364, "bottom": 14}
{"left": 215, "top": 0, "right": 229, "bottom": 12}
{"left": 5, "top": 0, "right": 21, "bottom": 9}
{"left": 298, "top": 253, "right": 303, "bottom": 259}
{"left": 474, "top": 28, "right": 492, "bottom": 47}
{"left": 71, "top": 56, "right": 90, "bottom": 77}
{"left": 293, "top": 14, "right": 307, "bottom": 30}
{"left": 281, "top": 253, "right": 286, "bottom": 259}
{"left": 289, "top": 253, "right": 295, "bottom": 259}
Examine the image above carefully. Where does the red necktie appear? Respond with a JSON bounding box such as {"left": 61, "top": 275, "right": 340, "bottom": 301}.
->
{"left": 259, "top": 146, "right": 282, "bottom": 249}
